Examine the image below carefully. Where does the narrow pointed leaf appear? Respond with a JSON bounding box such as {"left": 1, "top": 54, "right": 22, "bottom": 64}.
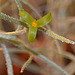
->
{"left": 21, "top": 55, "right": 33, "bottom": 73}
{"left": 28, "top": 26, "right": 37, "bottom": 43}
{"left": 37, "top": 13, "right": 52, "bottom": 27}
{"left": 19, "top": 10, "right": 35, "bottom": 25}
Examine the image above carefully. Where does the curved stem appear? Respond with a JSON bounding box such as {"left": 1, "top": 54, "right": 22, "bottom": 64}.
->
{"left": 15, "top": 0, "right": 23, "bottom": 10}
{"left": 0, "top": 42, "right": 14, "bottom": 75}
{"left": 0, "top": 38, "right": 69, "bottom": 75}
{"left": 15, "top": 0, "right": 24, "bottom": 31}
{"left": 0, "top": 12, "right": 75, "bottom": 44}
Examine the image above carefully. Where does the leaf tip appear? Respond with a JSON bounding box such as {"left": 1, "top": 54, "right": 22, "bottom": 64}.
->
{"left": 19, "top": 10, "right": 25, "bottom": 16}
{"left": 20, "top": 70, "right": 23, "bottom": 73}
{"left": 28, "top": 38, "right": 35, "bottom": 43}
{"left": 49, "top": 12, "right": 52, "bottom": 20}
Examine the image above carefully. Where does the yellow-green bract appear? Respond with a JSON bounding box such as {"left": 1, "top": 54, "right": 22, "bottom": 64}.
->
{"left": 19, "top": 10, "right": 52, "bottom": 43}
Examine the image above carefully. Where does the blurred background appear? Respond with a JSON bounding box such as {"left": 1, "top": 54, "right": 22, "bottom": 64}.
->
{"left": 0, "top": 0, "right": 75, "bottom": 75}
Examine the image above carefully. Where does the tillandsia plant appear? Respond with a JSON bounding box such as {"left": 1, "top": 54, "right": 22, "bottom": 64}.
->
{"left": 1, "top": 0, "right": 75, "bottom": 75}
{"left": 19, "top": 10, "right": 52, "bottom": 43}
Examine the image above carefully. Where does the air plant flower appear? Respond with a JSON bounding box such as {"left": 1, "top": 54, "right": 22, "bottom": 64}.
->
{"left": 19, "top": 10, "right": 52, "bottom": 43}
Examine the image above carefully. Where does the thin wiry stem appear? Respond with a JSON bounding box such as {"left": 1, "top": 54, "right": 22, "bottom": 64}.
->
{"left": 39, "top": 27, "right": 75, "bottom": 44}
{"left": 54, "top": 39, "right": 62, "bottom": 53}
{"left": 15, "top": 0, "right": 24, "bottom": 31}
{"left": 0, "top": 38, "right": 69, "bottom": 75}
{"left": 0, "top": 42, "right": 13, "bottom": 75}
{"left": 39, "top": 55, "right": 69, "bottom": 75}
{"left": 0, "top": 34, "right": 14, "bottom": 39}
{"left": 21, "top": 0, "right": 41, "bottom": 18}
{"left": 1, "top": 1, "right": 14, "bottom": 11}
{"left": 21, "top": 55, "right": 33, "bottom": 73}
{"left": 21, "top": 0, "right": 62, "bottom": 53}
{"left": 0, "top": 28, "right": 26, "bottom": 36}
{"left": 0, "top": 12, "right": 75, "bottom": 44}
{"left": 15, "top": 0, "right": 23, "bottom": 10}
{"left": 0, "top": 12, "right": 28, "bottom": 28}
{"left": 0, "top": 1, "right": 73, "bottom": 75}
{"left": 0, "top": 48, "right": 75, "bottom": 62}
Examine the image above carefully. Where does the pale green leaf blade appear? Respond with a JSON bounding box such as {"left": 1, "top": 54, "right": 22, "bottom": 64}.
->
{"left": 37, "top": 13, "right": 52, "bottom": 27}
{"left": 28, "top": 26, "right": 37, "bottom": 43}
{"left": 19, "top": 10, "right": 35, "bottom": 25}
